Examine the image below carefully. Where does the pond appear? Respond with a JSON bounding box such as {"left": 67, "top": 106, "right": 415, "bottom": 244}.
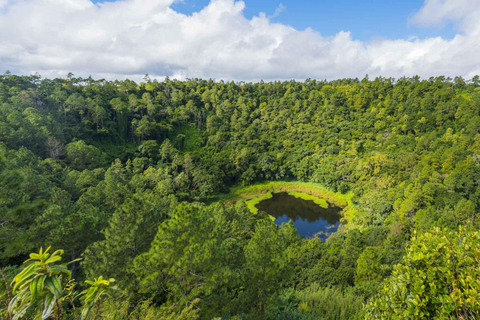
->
{"left": 255, "top": 192, "right": 342, "bottom": 239}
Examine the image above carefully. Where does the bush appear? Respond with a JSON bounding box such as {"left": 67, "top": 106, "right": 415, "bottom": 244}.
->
{"left": 297, "top": 284, "right": 364, "bottom": 320}
{"left": 365, "top": 227, "right": 480, "bottom": 319}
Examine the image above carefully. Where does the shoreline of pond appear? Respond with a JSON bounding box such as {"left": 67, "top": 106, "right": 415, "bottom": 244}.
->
{"left": 256, "top": 192, "right": 343, "bottom": 238}
{"left": 216, "top": 181, "right": 358, "bottom": 227}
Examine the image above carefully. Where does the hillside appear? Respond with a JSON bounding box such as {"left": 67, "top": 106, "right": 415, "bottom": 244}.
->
{"left": 1, "top": 74, "right": 480, "bottom": 319}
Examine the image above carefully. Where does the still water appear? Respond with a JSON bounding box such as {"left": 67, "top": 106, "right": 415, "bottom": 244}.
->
{"left": 255, "top": 192, "right": 342, "bottom": 239}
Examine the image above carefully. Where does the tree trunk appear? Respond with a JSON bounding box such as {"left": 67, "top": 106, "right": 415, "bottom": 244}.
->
{"left": 71, "top": 249, "right": 76, "bottom": 279}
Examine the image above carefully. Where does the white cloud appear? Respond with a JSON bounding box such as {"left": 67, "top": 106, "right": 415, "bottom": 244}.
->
{"left": 409, "top": 0, "right": 480, "bottom": 30}
{"left": 269, "top": 3, "right": 286, "bottom": 19}
{"left": 0, "top": 0, "right": 479, "bottom": 81}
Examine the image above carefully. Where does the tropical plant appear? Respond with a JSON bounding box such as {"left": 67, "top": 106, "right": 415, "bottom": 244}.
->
{"left": 80, "top": 276, "right": 116, "bottom": 320}
{"left": 7, "top": 247, "right": 78, "bottom": 320}
{"left": 2, "top": 247, "right": 116, "bottom": 320}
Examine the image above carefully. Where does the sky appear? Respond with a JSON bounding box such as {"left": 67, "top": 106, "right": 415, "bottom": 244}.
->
{"left": 0, "top": 0, "right": 479, "bottom": 81}
{"left": 93, "top": 0, "right": 459, "bottom": 41}
{"left": 172, "top": 0, "right": 459, "bottom": 40}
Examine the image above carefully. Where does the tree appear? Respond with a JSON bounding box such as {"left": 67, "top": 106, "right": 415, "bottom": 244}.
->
{"left": 97, "top": 295, "right": 200, "bottom": 320}
{"left": 0, "top": 151, "right": 52, "bottom": 260}
{"left": 65, "top": 140, "right": 106, "bottom": 171}
{"left": 365, "top": 227, "right": 480, "bottom": 319}
{"left": 134, "top": 203, "right": 227, "bottom": 304}
{"left": 159, "top": 138, "right": 175, "bottom": 162}
{"left": 45, "top": 137, "right": 63, "bottom": 159}
{"left": 355, "top": 246, "right": 382, "bottom": 285}
{"left": 110, "top": 97, "right": 130, "bottom": 140}
{"left": 133, "top": 201, "right": 259, "bottom": 318}
{"left": 243, "top": 219, "right": 287, "bottom": 319}
{"left": 90, "top": 105, "right": 108, "bottom": 131}
{"left": 82, "top": 192, "right": 173, "bottom": 289}
{"left": 138, "top": 140, "right": 159, "bottom": 161}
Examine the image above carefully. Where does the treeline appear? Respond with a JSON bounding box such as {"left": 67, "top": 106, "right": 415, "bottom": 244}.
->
{"left": 1, "top": 73, "right": 480, "bottom": 319}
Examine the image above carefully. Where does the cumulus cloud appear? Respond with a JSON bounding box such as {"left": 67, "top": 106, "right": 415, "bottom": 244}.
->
{"left": 409, "top": 0, "right": 480, "bottom": 30}
{"left": 0, "top": 0, "right": 479, "bottom": 81}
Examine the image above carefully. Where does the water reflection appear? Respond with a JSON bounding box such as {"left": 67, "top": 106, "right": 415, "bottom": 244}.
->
{"left": 255, "top": 192, "right": 342, "bottom": 238}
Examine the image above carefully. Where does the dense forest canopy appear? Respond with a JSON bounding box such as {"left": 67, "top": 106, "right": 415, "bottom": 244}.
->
{"left": 1, "top": 73, "right": 480, "bottom": 319}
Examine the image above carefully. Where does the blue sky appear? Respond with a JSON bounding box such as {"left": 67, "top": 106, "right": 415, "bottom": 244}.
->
{"left": 93, "top": 0, "right": 457, "bottom": 41}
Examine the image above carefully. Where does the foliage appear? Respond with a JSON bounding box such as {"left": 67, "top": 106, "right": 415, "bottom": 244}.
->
{"left": 0, "top": 247, "right": 116, "bottom": 320}
{"left": 65, "top": 141, "right": 106, "bottom": 171}
{"left": 80, "top": 276, "right": 116, "bottom": 320}
{"left": 1, "top": 74, "right": 480, "bottom": 319}
{"left": 7, "top": 247, "right": 77, "bottom": 320}
{"left": 97, "top": 293, "right": 200, "bottom": 320}
{"left": 246, "top": 191, "right": 273, "bottom": 213}
{"left": 224, "top": 181, "right": 351, "bottom": 209}
{"left": 265, "top": 289, "right": 317, "bottom": 320}
{"left": 243, "top": 219, "right": 289, "bottom": 318}
{"left": 365, "top": 227, "right": 480, "bottom": 319}
{"left": 355, "top": 246, "right": 384, "bottom": 285}
{"left": 297, "top": 284, "right": 365, "bottom": 320}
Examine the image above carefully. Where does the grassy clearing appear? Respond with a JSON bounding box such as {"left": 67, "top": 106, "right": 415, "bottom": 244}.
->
{"left": 219, "top": 181, "right": 358, "bottom": 225}
{"left": 246, "top": 192, "right": 273, "bottom": 213}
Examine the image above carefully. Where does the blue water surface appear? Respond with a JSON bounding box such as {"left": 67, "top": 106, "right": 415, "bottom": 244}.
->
{"left": 255, "top": 192, "right": 342, "bottom": 239}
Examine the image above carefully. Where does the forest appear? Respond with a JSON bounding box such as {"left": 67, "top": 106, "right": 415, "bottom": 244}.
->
{"left": 1, "top": 73, "right": 480, "bottom": 319}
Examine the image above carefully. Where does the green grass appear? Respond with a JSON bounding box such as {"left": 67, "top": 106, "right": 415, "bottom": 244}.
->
{"left": 218, "top": 181, "right": 358, "bottom": 226}
{"left": 288, "top": 192, "right": 328, "bottom": 208}
{"left": 246, "top": 192, "right": 273, "bottom": 213}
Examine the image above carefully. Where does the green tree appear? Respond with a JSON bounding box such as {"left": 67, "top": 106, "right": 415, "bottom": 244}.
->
{"left": 134, "top": 203, "right": 228, "bottom": 303}
{"left": 366, "top": 227, "right": 480, "bottom": 319}
{"left": 82, "top": 192, "right": 173, "bottom": 289}
{"left": 65, "top": 140, "right": 106, "bottom": 171}
{"left": 355, "top": 246, "right": 382, "bottom": 285}
{"left": 243, "top": 219, "right": 288, "bottom": 319}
